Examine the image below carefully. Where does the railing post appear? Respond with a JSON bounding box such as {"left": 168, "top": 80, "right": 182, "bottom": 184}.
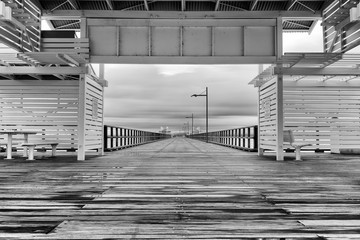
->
{"left": 254, "top": 125, "right": 258, "bottom": 151}
{"left": 109, "top": 127, "right": 113, "bottom": 150}
{"left": 104, "top": 125, "right": 108, "bottom": 151}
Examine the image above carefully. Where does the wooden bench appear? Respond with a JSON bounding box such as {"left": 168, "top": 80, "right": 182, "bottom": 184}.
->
{"left": 283, "top": 130, "right": 313, "bottom": 161}
{"left": 21, "top": 142, "right": 58, "bottom": 160}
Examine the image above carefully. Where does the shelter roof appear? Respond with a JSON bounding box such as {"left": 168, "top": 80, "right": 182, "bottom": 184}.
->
{"left": 36, "top": 0, "right": 330, "bottom": 33}
{"left": 249, "top": 53, "right": 360, "bottom": 86}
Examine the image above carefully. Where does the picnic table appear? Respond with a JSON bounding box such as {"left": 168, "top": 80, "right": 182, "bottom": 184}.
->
{"left": 0, "top": 130, "right": 39, "bottom": 159}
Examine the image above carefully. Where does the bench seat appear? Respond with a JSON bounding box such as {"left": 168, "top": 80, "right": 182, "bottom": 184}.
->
{"left": 21, "top": 142, "right": 58, "bottom": 160}
{"left": 284, "top": 130, "right": 313, "bottom": 161}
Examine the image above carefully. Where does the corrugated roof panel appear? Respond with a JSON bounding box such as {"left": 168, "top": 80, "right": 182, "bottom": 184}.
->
{"left": 115, "top": 1, "right": 146, "bottom": 10}
{"left": 290, "top": 1, "right": 323, "bottom": 11}
{"left": 218, "top": 1, "right": 249, "bottom": 11}
{"left": 52, "top": 20, "right": 80, "bottom": 30}
{"left": 255, "top": 1, "right": 287, "bottom": 11}
{"left": 186, "top": 1, "right": 214, "bottom": 11}
{"left": 41, "top": 0, "right": 74, "bottom": 10}
{"left": 51, "top": 20, "right": 80, "bottom": 30}
{"left": 79, "top": 1, "right": 110, "bottom": 10}
{"left": 149, "top": 1, "right": 181, "bottom": 11}
{"left": 283, "top": 20, "right": 312, "bottom": 31}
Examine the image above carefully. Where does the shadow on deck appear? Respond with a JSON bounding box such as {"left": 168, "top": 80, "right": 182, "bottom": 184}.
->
{"left": 0, "top": 138, "right": 360, "bottom": 239}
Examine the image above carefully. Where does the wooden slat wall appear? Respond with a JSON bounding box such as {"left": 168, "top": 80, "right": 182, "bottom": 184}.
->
{"left": 322, "top": 1, "right": 360, "bottom": 53}
{"left": 283, "top": 84, "right": 360, "bottom": 151}
{"left": 0, "top": 80, "right": 79, "bottom": 150}
{"left": 84, "top": 76, "right": 103, "bottom": 151}
{"left": 259, "top": 78, "right": 277, "bottom": 151}
{"left": 0, "top": 0, "right": 41, "bottom": 52}
{"left": 41, "top": 38, "right": 90, "bottom": 61}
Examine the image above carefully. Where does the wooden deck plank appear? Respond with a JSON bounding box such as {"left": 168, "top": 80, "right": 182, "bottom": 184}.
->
{"left": 0, "top": 138, "right": 360, "bottom": 239}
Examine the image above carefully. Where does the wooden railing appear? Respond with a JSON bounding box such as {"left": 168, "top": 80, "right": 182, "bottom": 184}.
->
{"left": 104, "top": 125, "right": 170, "bottom": 151}
{"left": 188, "top": 125, "right": 258, "bottom": 152}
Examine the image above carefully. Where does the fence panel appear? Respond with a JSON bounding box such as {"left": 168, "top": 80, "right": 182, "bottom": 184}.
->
{"left": 104, "top": 125, "right": 170, "bottom": 151}
{"left": 189, "top": 125, "right": 258, "bottom": 152}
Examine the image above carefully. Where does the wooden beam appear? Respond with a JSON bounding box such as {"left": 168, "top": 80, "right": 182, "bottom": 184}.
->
{"left": 28, "top": 74, "right": 42, "bottom": 80}
{"left": 274, "top": 67, "right": 360, "bottom": 76}
{"left": 105, "top": 0, "right": 114, "bottom": 10}
{"left": 29, "top": 0, "right": 43, "bottom": 11}
{"left": 328, "top": 29, "right": 340, "bottom": 53}
{"left": 0, "top": 73, "right": 15, "bottom": 80}
{"left": 250, "top": 0, "right": 259, "bottom": 11}
{"left": 56, "top": 54, "right": 80, "bottom": 67}
{"left": 43, "top": 10, "right": 322, "bottom": 20}
{"left": 181, "top": 0, "right": 186, "bottom": 11}
{"left": 214, "top": 0, "right": 221, "bottom": 11}
{"left": 67, "top": 0, "right": 80, "bottom": 10}
{"left": 0, "top": 66, "right": 87, "bottom": 75}
{"left": 90, "top": 56, "right": 277, "bottom": 64}
{"left": 286, "top": 0, "right": 297, "bottom": 10}
{"left": 144, "top": 0, "right": 149, "bottom": 11}
{"left": 86, "top": 18, "right": 277, "bottom": 27}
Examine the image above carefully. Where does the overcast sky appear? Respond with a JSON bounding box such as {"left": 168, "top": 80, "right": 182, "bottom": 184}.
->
{"left": 102, "top": 22, "right": 324, "bottom": 133}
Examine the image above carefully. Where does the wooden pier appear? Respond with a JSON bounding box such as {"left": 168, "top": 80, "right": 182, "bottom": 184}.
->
{"left": 0, "top": 138, "right": 360, "bottom": 239}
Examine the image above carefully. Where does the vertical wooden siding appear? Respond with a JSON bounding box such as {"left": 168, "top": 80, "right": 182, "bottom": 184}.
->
{"left": 84, "top": 76, "right": 104, "bottom": 151}
{"left": 259, "top": 78, "right": 277, "bottom": 151}
{"left": 0, "top": 80, "right": 79, "bottom": 149}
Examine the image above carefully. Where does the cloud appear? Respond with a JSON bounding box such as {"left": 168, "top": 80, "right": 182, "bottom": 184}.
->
{"left": 156, "top": 65, "right": 198, "bottom": 76}
{"left": 103, "top": 64, "right": 259, "bottom": 132}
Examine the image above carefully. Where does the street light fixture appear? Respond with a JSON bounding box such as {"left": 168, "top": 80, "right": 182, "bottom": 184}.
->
{"left": 191, "top": 87, "right": 208, "bottom": 143}
{"left": 185, "top": 113, "right": 194, "bottom": 135}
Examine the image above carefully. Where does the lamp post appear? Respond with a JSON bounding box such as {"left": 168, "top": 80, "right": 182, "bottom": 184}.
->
{"left": 185, "top": 113, "right": 194, "bottom": 135}
{"left": 191, "top": 87, "right": 208, "bottom": 143}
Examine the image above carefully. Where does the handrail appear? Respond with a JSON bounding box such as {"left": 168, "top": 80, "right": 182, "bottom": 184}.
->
{"left": 104, "top": 125, "right": 170, "bottom": 151}
{"left": 188, "top": 125, "right": 258, "bottom": 152}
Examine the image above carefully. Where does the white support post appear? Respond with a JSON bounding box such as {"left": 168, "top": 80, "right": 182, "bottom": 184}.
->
{"left": 257, "top": 64, "right": 264, "bottom": 156}
{"left": 80, "top": 17, "right": 87, "bottom": 38}
{"left": 276, "top": 17, "right": 283, "bottom": 60}
{"left": 276, "top": 74, "right": 284, "bottom": 161}
{"left": 78, "top": 19, "right": 87, "bottom": 161}
{"left": 275, "top": 17, "right": 284, "bottom": 161}
{"left": 77, "top": 74, "right": 86, "bottom": 161}
{"left": 99, "top": 64, "right": 105, "bottom": 156}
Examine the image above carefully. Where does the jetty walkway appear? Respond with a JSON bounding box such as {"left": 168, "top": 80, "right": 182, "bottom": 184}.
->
{"left": 0, "top": 138, "right": 360, "bottom": 239}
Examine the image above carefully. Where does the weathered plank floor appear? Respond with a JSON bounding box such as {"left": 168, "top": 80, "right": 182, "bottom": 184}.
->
{"left": 0, "top": 138, "right": 360, "bottom": 240}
